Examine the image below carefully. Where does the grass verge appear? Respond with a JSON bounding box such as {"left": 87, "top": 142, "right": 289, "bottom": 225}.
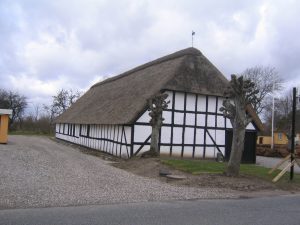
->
{"left": 162, "top": 159, "right": 300, "bottom": 188}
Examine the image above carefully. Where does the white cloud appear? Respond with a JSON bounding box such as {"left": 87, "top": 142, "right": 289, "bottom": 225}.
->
{"left": 8, "top": 74, "right": 69, "bottom": 96}
{"left": 1, "top": 0, "right": 300, "bottom": 113}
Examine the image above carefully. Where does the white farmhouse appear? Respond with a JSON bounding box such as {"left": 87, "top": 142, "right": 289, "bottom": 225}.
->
{"left": 55, "top": 48, "right": 263, "bottom": 163}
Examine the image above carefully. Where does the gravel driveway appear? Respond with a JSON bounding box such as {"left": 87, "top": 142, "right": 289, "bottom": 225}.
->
{"left": 0, "top": 136, "right": 236, "bottom": 209}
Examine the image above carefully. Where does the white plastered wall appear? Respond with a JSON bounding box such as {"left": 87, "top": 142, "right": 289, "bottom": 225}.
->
{"left": 55, "top": 123, "right": 132, "bottom": 158}
{"left": 132, "top": 90, "right": 257, "bottom": 159}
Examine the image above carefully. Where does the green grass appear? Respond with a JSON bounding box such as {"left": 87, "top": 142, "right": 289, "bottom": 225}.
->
{"left": 161, "top": 159, "right": 300, "bottom": 186}
{"left": 9, "top": 130, "right": 54, "bottom": 136}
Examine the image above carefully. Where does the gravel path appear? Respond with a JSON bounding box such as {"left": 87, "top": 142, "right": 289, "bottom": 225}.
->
{"left": 0, "top": 136, "right": 237, "bottom": 209}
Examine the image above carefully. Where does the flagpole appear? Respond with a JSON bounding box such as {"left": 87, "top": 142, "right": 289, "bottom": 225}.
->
{"left": 192, "top": 31, "right": 195, "bottom": 47}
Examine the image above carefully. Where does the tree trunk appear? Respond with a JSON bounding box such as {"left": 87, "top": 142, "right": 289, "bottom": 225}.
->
{"left": 226, "top": 125, "right": 246, "bottom": 176}
{"left": 141, "top": 93, "right": 169, "bottom": 158}
{"left": 149, "top": 123, "right": 160, "bottom": 156}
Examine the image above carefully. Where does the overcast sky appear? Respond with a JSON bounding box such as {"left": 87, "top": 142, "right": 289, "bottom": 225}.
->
{"left": 1, "top": 0, "right": 300, "bottom": 110}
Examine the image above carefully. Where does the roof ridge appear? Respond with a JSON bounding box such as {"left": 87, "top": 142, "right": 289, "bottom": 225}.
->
{"left": 91, "top": 47, "right": 202, "bottom": 88}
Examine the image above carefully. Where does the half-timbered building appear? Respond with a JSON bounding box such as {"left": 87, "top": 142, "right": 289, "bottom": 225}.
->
{"left": 55, "top": 48, "right": 263, "bottom": 163}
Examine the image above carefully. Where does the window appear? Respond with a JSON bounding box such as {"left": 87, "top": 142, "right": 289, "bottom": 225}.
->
{"left": 278, "top": 133, "right": 282, "bottom": 140}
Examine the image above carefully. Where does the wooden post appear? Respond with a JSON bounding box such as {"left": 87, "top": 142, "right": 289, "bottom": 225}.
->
{"left": 268, "top": 154, "right": 291, "bottom": 174}
{"left": 290, "top": 87, "right": 296, "bottom": 180}
{"left": 273, "top": 160, "right": 295, "bottom": 183}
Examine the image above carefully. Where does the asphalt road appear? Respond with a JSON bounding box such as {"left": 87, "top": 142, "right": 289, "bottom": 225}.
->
{"left": 257, "top": 156, "right": 300, "bottom": 173}
{"left": 1, "top": 195, "right": 300, "bottom": 225}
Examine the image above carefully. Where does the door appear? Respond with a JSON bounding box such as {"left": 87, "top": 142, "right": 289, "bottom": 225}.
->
{"left": 225, "top": 130, "right": 257, "bottom": 164}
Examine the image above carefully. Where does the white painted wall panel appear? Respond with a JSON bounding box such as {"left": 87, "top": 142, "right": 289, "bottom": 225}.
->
{"left": 124, "top": 126, "right": 131, "bottom": 144}
{"left": 207, "top": 115, "right": 215, "bottom": 127}
{"left": 99, "top": 125, "right": 103, "bottom": 138}
{"left": 136, "top": 110, "right": 150, "bottom": 123}
{"left": 120, "top": 145, "right": 129, "bottom": 158}
{"left": 195, "top": 129, "right": 204, "bottom": 144}
{"left": 205, "top": 147, "right": 216, "bottom": 157}
{"left": 207, "top": 96, "right": 216, "bottom": 112}
{"left": 171, "top": 146, "right": 182, "bottom": 157}
{"left": 215, "top": 130, "right": 225, "bottom": 145}
{"left": 75, "top": 125, "right": 80, "bottom": 137}
{"left": 196, "top": 114, "right": 205, "bottom": 126}
{"left": 105, "top": 125, "right": 110, "bottom": 139}
{"left": 185, "top": 113, "right": 195, "bottom": 126}
{"left": 101, "top": 125, "right": 105, "bottom": 139}
{"left": 93, "top": 137, "right": 97, "bottom": 150}
{"left": 91, "top": 125, "right": 95, "bottom": 138}
{"left": 217, "top": 97, "right": 224, "bottom": 112}
{"left": 217, "top": 116, "right": 225, "bottom": 127}
{"left": 197, "top": 95, "right": 206, "bottom": 112}
{"left": 174, "top": 112, "right": 184, "bottom": 125}
{"left": 226, "top": 119, "right": 232, "bottom": 128}
{"left": 134, "top": 125, "right": 151, "bottom": 142}
{"left": 81, "top": 125, "right": 85, "bottom": 136}
{"left": 115, "top": 144, "right": 120, "bottom": 156}
{"left": 65, "top": 125, "right": 67, "bottom": 135}
{"left": 162, "top": 111, "right": 172, "bottom": 124}
{"left": 183, "top": 146, "right": 193, "bottom": 157}
{"left": 93, "top": 125, "right": 97, "bottom": 138}
{"left": 194, "top": 147, "right": 204, "bottom": 158}
{"left": 206, "top": 130, "right": 215, "bottom": 145}
{"left": 105, "top": 125, "right": 109, "bottom": 139}
{"left": 184, "top": 127, "right": 194, "bottom": 144}
{"left": 186, "top": 94, "right": 196, "bottom": 111}
{"left": 160, "top": 145, "right": 171, "bottom": 155}
{"left": 111, "top": 126, "right": 115, "bottom": 141}
{"left": 173, "top": 127, "right": 182, "bottom": 144}
{"left": 174, "top": 92, "right": 184, "bottom": 110}
{"left": 101, "top": 125, "right": 104, "bottom": 138}
{"left": 117, "top": 126, "right": 122, "bottom": 142}
{"left": 161, "top": 127, "right": 171, "bottom": 143}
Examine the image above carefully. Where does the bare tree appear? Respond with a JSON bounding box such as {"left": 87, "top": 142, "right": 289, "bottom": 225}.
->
{"left": 263, "top": 89, "right": 293, "bottom": 134}
{"left": 31, "top": 103, "right": 41, "bottom": 122}
{"left": 272, "top": 89, "right": 298, "bottom": 139}
{"left": 142, "top": 93, "right": 169, "bottom": 157}
{"left": 240, "top": 66, "right": 282, "bottom": 115}
{"left": 220, "top": 75, "right": 259, "bottom": 176}
{"left": 0, "top": 89, "right": 27, "bottom": 126}
{"left": 51, "top": 89, "right": 81, "bottom": 118}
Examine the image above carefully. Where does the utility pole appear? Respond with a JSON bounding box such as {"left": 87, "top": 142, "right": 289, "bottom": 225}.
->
{"left": 271, "top": 82, "right": 275, "bottom": 150}
{"left": 290, "top": 87, "right": 296, "bottom": 180}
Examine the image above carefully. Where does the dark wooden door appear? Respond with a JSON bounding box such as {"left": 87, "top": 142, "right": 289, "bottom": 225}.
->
{"left": 225, "top": 130, "right": 257, "bottom": 164}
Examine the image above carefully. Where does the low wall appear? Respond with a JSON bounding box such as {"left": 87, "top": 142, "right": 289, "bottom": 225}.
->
{"left": 256, "top": 144, "right": 300, "bottom": 157}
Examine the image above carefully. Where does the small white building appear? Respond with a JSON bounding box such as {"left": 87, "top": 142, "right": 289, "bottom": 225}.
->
{"left": 55, "top": 48, "right": 263, "bottom": 163}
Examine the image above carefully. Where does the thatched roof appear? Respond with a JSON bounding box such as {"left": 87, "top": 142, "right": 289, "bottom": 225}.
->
{"left": 55, "top": 47, "right": 263, "bottom": 130}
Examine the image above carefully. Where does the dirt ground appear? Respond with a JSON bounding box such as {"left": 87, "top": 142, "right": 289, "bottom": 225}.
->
{"left": 112, "top": 157, "right": 275, "bottom": 191}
